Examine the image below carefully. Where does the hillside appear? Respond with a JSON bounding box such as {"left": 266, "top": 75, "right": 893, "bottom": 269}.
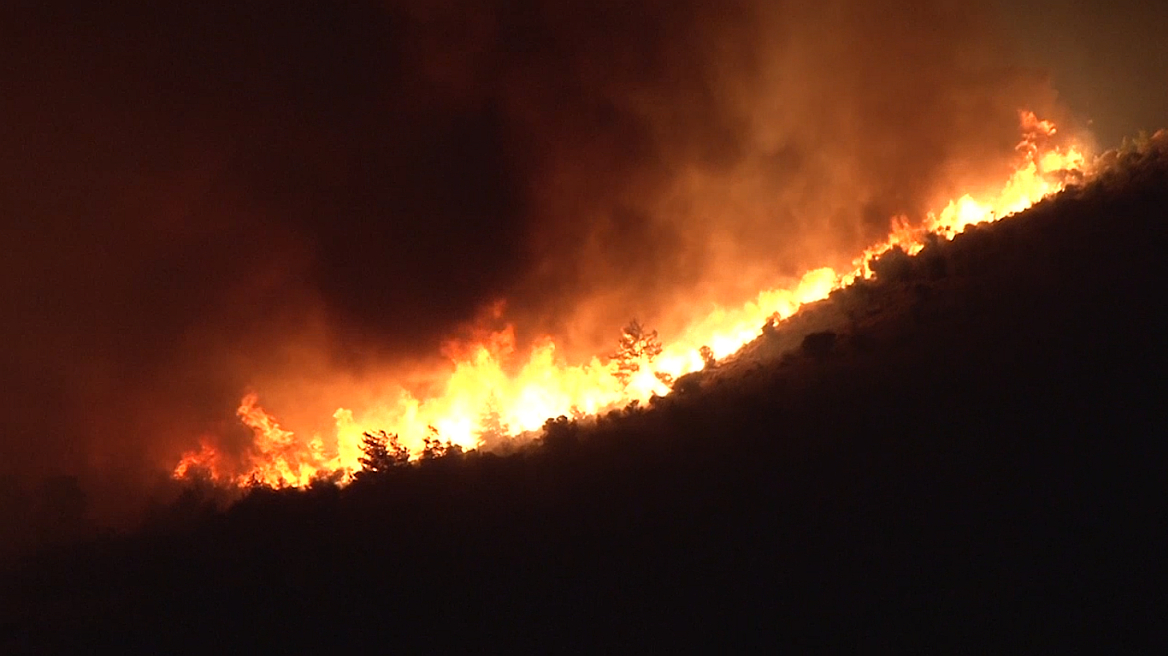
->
{"left": 4, "top": 137, "right": 1167, "bottom": 651}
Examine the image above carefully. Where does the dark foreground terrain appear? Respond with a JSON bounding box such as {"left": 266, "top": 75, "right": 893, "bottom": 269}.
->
{"left": 4, "top": 138, "right": 1167, "bottom": 651}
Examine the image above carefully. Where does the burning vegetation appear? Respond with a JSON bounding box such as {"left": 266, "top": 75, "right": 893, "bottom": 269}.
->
{"left": 6, "top": 1, "right": 1168, "bottom": 647}
{"left": 8, "top": 133, "right": 1165, "bottom": 651}
{"left": 173, "top": 110, "right": 1091, "bottom": 489}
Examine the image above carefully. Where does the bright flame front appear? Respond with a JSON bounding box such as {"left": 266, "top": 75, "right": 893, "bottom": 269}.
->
{"left": 174, "top": 110, "right": 1090, "bottom": 487}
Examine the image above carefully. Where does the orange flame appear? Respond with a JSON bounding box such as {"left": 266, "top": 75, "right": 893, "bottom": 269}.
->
{"left": 172, "top": 437, "right": 226, "bottom": 481}
{"left": 174, "top": 110, "right": 1091, "bottom": 488}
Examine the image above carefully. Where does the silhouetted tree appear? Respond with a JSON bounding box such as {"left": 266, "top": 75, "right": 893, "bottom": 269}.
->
{"left": 309, "top": 468, "right": 346, "bottom": 490}
{"left": 611, "top": 319, "right": 666, "bottom": 386}
{"left": 358, "top": 430, "right": 410, "bottom": 476}
{"left": 699, "top": 345, "right": 717, "bottom": 369}
{"left": 801, "top": 331, "right": 837, "bottom": 359}
{"left": 422, "top": 425, "right": 462, "bottom": 460}
{"left": 623, "top": 399, "right": 644, "bottom": 416}
{"left": 475, "top": 400, "right": 511, "bottom": 452}
{"left": 762, "top": 313, "right": 781, "bottom": 337}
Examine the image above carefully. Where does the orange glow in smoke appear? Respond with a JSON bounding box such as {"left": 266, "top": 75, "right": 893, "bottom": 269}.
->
{"left": 173, "top": 110, "right": 1090, "bottom": 487}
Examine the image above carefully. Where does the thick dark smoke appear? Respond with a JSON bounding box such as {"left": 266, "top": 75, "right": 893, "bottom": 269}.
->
{"left": 1, "top": 0, "right": 1150, "bottom": 522}
{"left": 994, "top": 0, "right": 1168, "bottom": 149}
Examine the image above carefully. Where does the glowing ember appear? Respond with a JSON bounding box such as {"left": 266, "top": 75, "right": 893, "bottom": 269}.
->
{"left": 173, "top": 110, "right": 1090, "bottom": 488}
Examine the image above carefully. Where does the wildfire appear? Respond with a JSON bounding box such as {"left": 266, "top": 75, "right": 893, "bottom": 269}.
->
{"left": 173, "top": 110, "right": 1090, "bottom": 487}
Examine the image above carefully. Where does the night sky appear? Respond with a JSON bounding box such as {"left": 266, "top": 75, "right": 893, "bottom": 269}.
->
{"left": 1, "top": 1, "right": 1164, "bottom": 492}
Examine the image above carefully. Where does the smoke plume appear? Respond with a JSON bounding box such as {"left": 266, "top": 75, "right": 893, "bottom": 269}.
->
{"left": 1, "top": 1, "right": 1073, "bottom": 518}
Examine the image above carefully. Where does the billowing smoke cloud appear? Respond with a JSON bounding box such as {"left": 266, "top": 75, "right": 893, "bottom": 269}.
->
{"left": 1, "top": 1, "right": 1073, "bottom": 516}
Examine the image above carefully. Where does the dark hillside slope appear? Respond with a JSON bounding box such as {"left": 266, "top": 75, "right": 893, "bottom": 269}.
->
{"left": 4, "top": 140, "right": 1167, "bottom": 651}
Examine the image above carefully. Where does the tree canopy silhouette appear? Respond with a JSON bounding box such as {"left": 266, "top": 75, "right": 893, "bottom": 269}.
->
{"left": 611, "top": 319, "right": 667, "bottom": 386}
{"left": 357, "top": 430, "right": 410, "bottom": 478}
{"left": 421, "top": 425, "right": 463, "bottom": 460}
{"left": 475, "top": 401, "right": 512, "bottom": 452}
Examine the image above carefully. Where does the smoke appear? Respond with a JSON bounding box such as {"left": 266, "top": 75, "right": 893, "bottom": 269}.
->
{"left": 0, "top": 1, "right": 1073, "bottom": 518}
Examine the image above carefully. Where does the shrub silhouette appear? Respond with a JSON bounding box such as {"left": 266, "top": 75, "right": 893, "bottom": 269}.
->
{"left": 541, "top": 415, "right": 579, "bottom": 454}
{"left": 801, "top": 330, "right": 837, "bottom": 359}
{"left": 869, "top": 245, "right": 915, "bottom": 283}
